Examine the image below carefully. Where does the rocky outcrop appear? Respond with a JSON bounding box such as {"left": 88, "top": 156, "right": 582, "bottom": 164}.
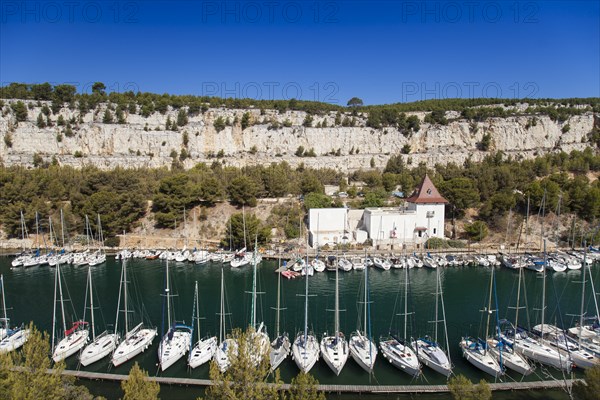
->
{"left": 0, "top": 100, "right": 595, "bottom": 171}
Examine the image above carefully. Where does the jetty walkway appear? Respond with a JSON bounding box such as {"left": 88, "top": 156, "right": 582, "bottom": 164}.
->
{"left": 62, "top": 369, "right": 580, "bottom": 393}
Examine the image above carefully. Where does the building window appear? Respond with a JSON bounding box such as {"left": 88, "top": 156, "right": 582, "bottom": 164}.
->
{"left": 426, "top": 211, "right": 435, "bottom": 218}
{"left": 418, "top": 231, "right": 422, "bottom": 238}
{"left": 433, "top": 228, "right": 437, "bottom": 234}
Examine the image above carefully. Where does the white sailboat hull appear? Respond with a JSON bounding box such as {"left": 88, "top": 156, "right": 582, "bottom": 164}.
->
{"left": 413, "top": 339, "right": 452, "bottom": 377}
{"left": 292, "top": 334, "right": 319, "bottom": 373}
{"left": 320, "top": 335, "right": 349, "bottom": 376}
{"left": 158, "top": 330, "right": 192, "bottom": 371}
{"left": 215, "top": 338, "right": 238, "bottom": 372}
{"left": 311, "top": 259, "right": 326, "bottom": 273}
{"left": 379, "top": 338, "right": 420, "bottom": 376}
{"left": 189, "top": 336, "right": 218, "bottom": 369}
{"left": 270, "top": 334, "right": 291, "bottom": 370}
{"left": 79, "top": 332, "right": 119, "bottom": 366}
{"left": 503, "top": 332, "right": 572, "bottom": 371}
{"left": 0, "top": 328, "right": 30, "bottom": 353}
{"left": 459, "top": 339, "right": 503, "bottom": 377}
{"left": 486, "top": 339, "right": 533, "bottom": 376}
{"left": 53, "top": 330, "right": 89, "bottom": 362}
{"left": 112, "top": 326, "right": 157, "bottom": 367}
{"left": 349, "top": 332, "right": 377, "bottom": 372}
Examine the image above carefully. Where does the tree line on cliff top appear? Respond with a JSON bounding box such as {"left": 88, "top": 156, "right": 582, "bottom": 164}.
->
{"left": 2, "top": 147, "right": 600, "bottom": 247}
{"left": 1, "top": 82, "right": 599, "bottom": 125}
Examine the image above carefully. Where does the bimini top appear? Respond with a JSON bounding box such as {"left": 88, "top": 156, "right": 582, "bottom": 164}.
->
{"left": 406, "top": 175, "right": 448, "bottom": 204}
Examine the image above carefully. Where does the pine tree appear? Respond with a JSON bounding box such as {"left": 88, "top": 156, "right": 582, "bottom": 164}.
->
{"left": 204, "top": 328, "right": 282, "bottom": 400}
{"left": 288, "top": 372, "right": 326, "bottom": 400}
{"left": 176, "top": 108, "right": 188, "bottom": 127}
{"left": 11, "top": 101, "right": 28, "bottom": 122}
{"left": 36, "top": 113, "right": 46, "bottom": 128}
{"left": 121, "top": 362, "right": 160, "bottom": 400}
{"left": 102, "top": 109, "right": 113, "bottom": 124}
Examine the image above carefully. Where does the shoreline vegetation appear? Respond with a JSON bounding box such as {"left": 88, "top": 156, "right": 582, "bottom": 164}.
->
{"left": 1, "top": 149, "right": 600, "bottom": 252}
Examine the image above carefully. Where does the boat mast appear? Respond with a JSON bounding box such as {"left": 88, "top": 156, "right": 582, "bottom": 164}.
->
{"left": 219, "top": 268, "right": 225, "bottom": 344}
{"left": 587, "top": 256, "right": 600, "bottom": 323}
{"left": 166, "top": 259, "right": 171, "bottom": 329}
{"left": 114, "top": 260, "right": 124, "bottom": 336}
{"left": 335, "top": 250, "right": 339, "bottom": 341}
{"left": 52, "top": 264, "right": 58, "bottom": 352}
{"left": 97, "top": 214, "right": 104, "bottom": 253}
{"left": 275, "top": 257, "right": 281, "bottom": 337}
{"left": 484, "top": 266, "right": 494, "bottom": 355}
{"left": 194, "top": 281, "right": 200, "bottom": 344}
{"left": 60, "top": 209, "right": 66, "bottom": 249}
{"left": 1, "top": 275, "right": 7, "bottom": 329}
{"left": 19, "top": 210, "right": 25, "bottom": 252}
{"left": 541, "top": 239, "right": 547, "bottom": 336}
{"left": 57, "top": 264, "right": 67, "bottom": 335}
{"left": 49, "top": 216, "right": 54, "bottom": 250}
{"left": 525, "top": 195, "right": 530, "bottom": 249}
{"left": 124, "top": 259, "right": 129, "bottom": 333}
{"left": 434, "top": 266, "right": 439, "bottom": 343}
{"left": 242, "top": 206, "right": 247, "bottom": 250}
{"left": 366, "top": 256, "right": 373, "bottom": 361}
{"left": 303, "top": 236, "right": 309, "bottom": 347}
{"left": 578, "top": 245, "right": 587, "bottom": 349}
{"left": 514, "top": 267, "right": 523, "bottom": 343}
{"left": 85, "top": 215, "right": 91, "bottom": 248}
{"left": 439, "top": 267, "right": 451, "bottom": 365}
{"left": 363, "top": 256, "right": 368, "bottom": 336}
{"left": 88, "top": 266, "right": 96, "bottom": 341}
{"left": 251, "top": 237, "right": 258, "bottom": 329}
{"left": 403, "top": 262, "right": 408, "bottom": 340}
{"left": 35, "top": 211, "right": 39, "bottom": 251}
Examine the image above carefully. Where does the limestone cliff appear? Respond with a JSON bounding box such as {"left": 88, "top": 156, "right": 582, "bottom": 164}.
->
{"left": 0, "top": 100, "right": 596, "bottom": 170}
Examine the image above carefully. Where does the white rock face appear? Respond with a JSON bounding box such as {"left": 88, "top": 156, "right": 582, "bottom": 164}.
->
{"left": 0, "top": 100, "right": 595, "bottom": 171}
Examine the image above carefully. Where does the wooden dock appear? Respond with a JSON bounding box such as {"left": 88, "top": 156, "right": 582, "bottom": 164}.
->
{"left": 61, "top": 369, "right": 579, "bottom": 393}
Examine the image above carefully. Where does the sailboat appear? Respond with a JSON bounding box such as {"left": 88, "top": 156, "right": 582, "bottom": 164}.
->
{"left": 532, "top": 249, "right": 598, "bottom": 369}
{"left": 52, "top": 262, "right": 90, "bottom": 362}
{"left": 499, "top": 240, "right": 572, "bottom": 371}
{"left": 459, "top": 265, "right": 503, "bottom": 378}
{"left": 292, "top": 248, "right": 320, "bottom": 373}
{"left": 230, "top": 207, "right": 253, "bottom": 268}
{"left": 349, "top": 260, "right": 377, "bottom": 372}
{"left": 79, "top": 266, "right": 119, "bottom": 366}
{"left": 321, "top": 253, "right": 349, "bottom": 375}
{"left": 247, "top": 241, "right": 270, "bottom": 366}
{"left": 412, "top": 266, "right": 452, "bottom": 377}
{"left": 87, "top": 214, "right": 106, "bottom": 267}
{"left": 489, "top": 267, "right": 533, "bottom": 375}
{"left": 214, "top": 268, "right": 238, "bottom": 372}
{"left": 380, "top": 265, "right": 421, "bottom": 377}
{"left": 11, "top": 211, "right": 29, "bottom": 268}
{"left": 270, "top": 257, "right": 290, "bottom": 370}
{"left": 188, "top": 281, "right": 218, "bottom": 369}
{"left": 111, "top": 259, "right": 157, "bottom": 367}
{"left": 568, "top": 246, "right": 600, "bottom": 357}
{"left": 158, "top": 259, "right": 193, "bottom": 371}
{"left": 0, "top": 275, "right": 30, "bottom": 353}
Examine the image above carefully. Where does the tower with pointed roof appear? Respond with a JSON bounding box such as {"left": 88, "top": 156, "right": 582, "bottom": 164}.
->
{"left": 405, "top": 174, "right": 447, "bottom": 243}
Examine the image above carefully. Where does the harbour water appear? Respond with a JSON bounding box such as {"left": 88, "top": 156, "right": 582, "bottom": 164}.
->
{"left": 1, "top": 256, "right": 597, "bottom": 399}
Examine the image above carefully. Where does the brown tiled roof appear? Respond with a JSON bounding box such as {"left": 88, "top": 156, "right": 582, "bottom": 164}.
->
{"left": 406, "top": 175, "right": 448, "bottom": 204}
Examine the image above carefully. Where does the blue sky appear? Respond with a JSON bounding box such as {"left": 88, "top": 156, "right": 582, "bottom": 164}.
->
{"left": 1, "top": 1, "right": 598, "bottom": 105}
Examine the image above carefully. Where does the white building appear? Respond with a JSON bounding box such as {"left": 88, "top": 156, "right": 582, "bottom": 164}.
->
{"left": 308, "top": 207, "right": 349, "bottom": 248}
{"left": 308, "top": 175, "right": 447, "bottom": 249}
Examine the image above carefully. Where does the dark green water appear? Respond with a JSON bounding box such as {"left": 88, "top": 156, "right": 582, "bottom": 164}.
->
{"left": 1, "top": 256, "right": 598, "bottom": 399}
